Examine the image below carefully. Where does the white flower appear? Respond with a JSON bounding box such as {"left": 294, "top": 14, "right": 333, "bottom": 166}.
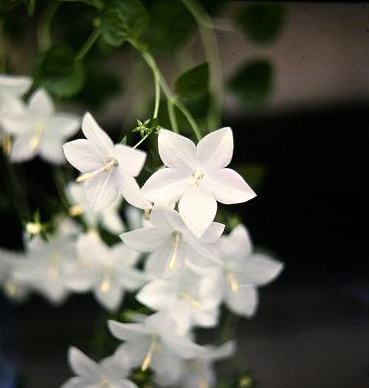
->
{"left": 66, "top": 182, "right": 124, "bottom": 234}
{"left": 120, "top": 204, "right": 224, "bottom": 275}
{"left": 213, "top": 224, "right": 284, "bottom": 317}
{"left": 109, "top": 312, "right": 210, "bottom": 386}
{"left": 142, "top": 128, "right": 256, "bottom": 237}
{"left": 0, "top": 74, "right": 32, "bottom": 100}
{"left": 0, "top": 88, "right": 80, "bottom": 164}
{"left": 62, "top": 346, "right": 137, "bottom": 388}
{"left": 137, "top": 263, "right": 221, "bottom": 334}
{"left": 174, "top": 341, "right": 236, "bottom": 388}
{"left": 63, "top": 112, "right": 151, "bottom": 211}
{"left": 67, "top": 232, "right": 146, "bottom": 312}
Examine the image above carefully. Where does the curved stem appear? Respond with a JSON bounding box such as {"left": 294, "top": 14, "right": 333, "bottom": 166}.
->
{"left": 153, "top": 70, "right": 160, "bottom": 119}
{"left": 183, "top": 0, "right": 223, "bottom": 131}
{"left": 173, "top": 100, "right": 201, "bottom": 141}
{"left": 76, "top": 28, "right": 101, "bottom": 61}
{"left": 132, "top": 133, "right": 150, "bottom": 149}
{"left": 38, "top": 1, "right": 61, "bottom": 52}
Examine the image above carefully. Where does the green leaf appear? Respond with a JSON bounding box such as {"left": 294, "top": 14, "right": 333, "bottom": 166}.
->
{"left": 27, "top": 0, "right": 35, "bottom": 15}
{"left": 147, "top": 0, "right": 195, "bottom": 54}
{"left": 61, "top": 0, "right": 104, "bottom": 9}
{"left": 100, "top": 0, "right": 148, "bottom": 47}
{"left": 234, "top": 163, "right": 266, "bottom": 190}
{"left": 228, "top": 60, "right": 273, "bottom": 109}
{"left": 235, "top": 3, "right": 286, "bottom": 45}
{"left": 175, "top": 63, "right": 209, "bottom": 97}
{"left": 34, "top": 46, "right": 85, "bottom": 98}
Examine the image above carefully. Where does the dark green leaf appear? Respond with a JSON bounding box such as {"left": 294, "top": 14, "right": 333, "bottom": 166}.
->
{"left": 147, "top": 0, "right": 195, "bottom": 54}
{"left": 228, "top": 60, "right": 273, "bottom": 109}
{"left": 175, "top": 63, "right": 209, "bottom": 97}
{"left": 100, "top": 0, "right": 148, "bottom": 47}
{"left": 235, "top": 3, "right": 286, "bottom": 45}
{"left": 62, "top": 0, "right": 104, "bottom": 9}
{"left": 27, "top": 0, "right": 35, "bottom": 15}
{"left": 34, "top": 46, "right": 85, "bottom": 98}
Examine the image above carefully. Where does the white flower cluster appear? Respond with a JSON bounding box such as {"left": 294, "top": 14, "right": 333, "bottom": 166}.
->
{"left": 0, "top": 75, "right": 284, "bottom": 388}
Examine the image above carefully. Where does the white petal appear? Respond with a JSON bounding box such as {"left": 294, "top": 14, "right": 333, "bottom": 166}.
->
{"left": 68, "top": 347, "right": 100, "bottom": 379}
{"left": 94, "top": 282, "right": 123, "bottom": 312}
{"left": 61, "top": 376, "right": 90, "bottom": 388}
{"left": 200, "top": 222, "right": 225, "bottom": 243}
{"left": 120, "top": 227, "right": 170, "bottom": 252}
{"left": 149, "top": 203, "right": 174, "bottom": 231}
{"left": 108, "top": 321, "right": 148, "bottom": 341}
{"left": 150, "top": 350, "right": 183, "bottom": 386}
{"left": 47, "top": 113, "right": 80, "bottom": 138}
{"left": 219, "top": 224, "right": 253, "bottom": 258}
{"left": 39, "top": 134, "right": 65, "bottom": 164}
{"left": 116, "top": 170, "right": 151, "bottom": 210}
{"left": 101, "top": 210, "right": 124, "bottom": 234}
{"left": 0, "top": 113, "right": 30, "bottom": 135}
{"left": 158, "top": 129, "right": 197, "bottom": 169}
{"left": 114, "top": 144, "right": 146, "bottom": 177}
{"left": 114, "top": 380, "right": 139, "bottom": 388}
{"left": 179, "top": 185, "right": 217, "bottom": 238}
{"left": 162, "top": 335, "right": 208, "bottom": 359}
{"left": 238, "top": 253, "right": 283, "bottom": 287}
{"left": 197, "top": 127, "right": 233, "bottom": 169}
{"left": 84, "top": 169, "right": 119, "bottom": 211}
{"left": 28, "top": 88, "right": 54, "bottom": 116}
{"left": 0, "top": 75, "right": 32, "bottom": 97}
{"left": 208, "top": 168, "right": 256, "bottom": 204}
{"left": 63, "top": 139, "right": 104, "bottom": 172}
{"left": 10, "top": 132, "right": 38, "bottom": 162}
{"left": 142, "top": 168, "right": 190, "bottom": 204}
{"left": 82, "top": 112, "right": 114, "bottom": 155}
{"left": 119, "top": 268, "right": 147, "bottom": 291}
{"left": 136, "top": 279, "right": 176, "bottom": 310}
{"left": 226, "top": 285, "right": 258, "bottom": 317}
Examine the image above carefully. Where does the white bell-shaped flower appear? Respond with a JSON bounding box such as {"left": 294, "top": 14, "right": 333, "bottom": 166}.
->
{"left": 120, "top": 204, "right": 224, "bottom": 275}
{"left": 142, "top": 128, "right": 256, "bottom": 237}
{"left": 66, "top": 232, "right": 146, "bottom": 312}
{"left": 62, "top": 346, "right": 137, "bottom": 388}
{"left": 0, "top": 88, "right": 80, "bottom": 164}
{"left": 63, "top": 112, "right": 151, "bottom": 211}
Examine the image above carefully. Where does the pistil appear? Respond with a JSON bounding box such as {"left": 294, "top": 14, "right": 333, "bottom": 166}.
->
{"left": 76, "top": 158, "right": 118, "bottom": 183}
{"left": 99, "top": 265, "right": 113, "bottom": 293}
{"left": 226, "top": 271, "right": 238, "bottom": 292}
{"left": 141, "top": 334, "right": 158, "bottom": 372}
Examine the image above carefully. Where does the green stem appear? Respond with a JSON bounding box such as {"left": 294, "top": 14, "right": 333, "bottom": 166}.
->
{"left": 153, "top": 70, "right": 160, "bottom": 119}
{"left": 183, "top": 0, "right": 223, "bottom": 131}
{"left": 132, "top": 133, "right": 150, "bottom": 150}
{"left": 76, "top": 28, "right": 101, "bottom": 61}
{"left": 167, "top": 99, "right": 178, "bottom": 133}
{"left": 173, "top": 100, "right": 202, "bottom": 141}
{"left": 38, "top": 1, "right": 61, "bottom": 52}
{"left": 0, "top": 21, "right": 5, "bottom": 73}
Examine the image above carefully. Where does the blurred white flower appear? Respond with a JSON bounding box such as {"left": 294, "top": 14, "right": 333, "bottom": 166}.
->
{"left": 173, "top": 341, "right": 236, "bottom": 388}
{"left": 0, "top": 88, "right": 80, "bottom": 164}
{"left": 0, "top": 74, "right": 32, "bottom": 100}
{"left": 212, "top": 224, "right": 284, "bottom": 317}
{"left": 142, "top": 128, "right": 256, "bottom": 237}
{"left": 67, "top": 232, "right": 146, "bottom": 312}
{"left": 62, "top": 346, "right": 137, "bottom": 388}
{"left": 109, "top": 312, "right": 210, "bottom": 386}
{"left": 121, "top": 204, "right": 224, "bottom": 275}
{"left": 137, "top": 262, "right": 221, "bottom": 334}
{"left": 63, "top": 112, "right": 151, "bottom": 211}
{"left": 66, "top": 181, "right": 124, "bottom": 234}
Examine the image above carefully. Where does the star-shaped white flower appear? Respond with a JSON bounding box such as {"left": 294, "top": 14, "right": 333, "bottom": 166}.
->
{"left": 120, "top": 204, "right": 224, "bottom": 275}
{"left": 66, "top": 182, "right": 124, "bottom": 234}
{"left": 212, "top": 224, "right": 284, "bottom": 317}
{"left": 66, "top": 232, "right": 146, "bottom": 311}
{"left": 63, "top": 112, "right": 151, "bottom": 211}
{"left": 109, "top": 312, "right": 210, "bottom": 385}
{"left": 137, "top": 262, "right": 221, "bottom": 334}
{"left": 142, "top": 128, "right": 256, "bottom": 237}
{"left": 0, "top": 88, "right": 80, "bottom": 164}
{"left": 62, "top": 346, "right": 137, "bottom": 388}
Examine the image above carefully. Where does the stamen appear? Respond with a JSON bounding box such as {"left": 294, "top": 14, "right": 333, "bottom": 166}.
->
{"left": 144, "top": 208, "right": 151, "bottom": 220}
{"left": 2, "top": 135, "right": 12, "bottom": 155}
{"left": 69, "top": 204, "right": 86, "bottom": 216}
{"left": 76, "top": 158, "right": 118, "bottom": 183}
{"left": 99, "top": 265, "right": 113, "bottom": 293}
{"left": 48, "top": 253, "right": 60, "bottom": 279}
{"left": 191, "top": 169, "right": 204, "bottom": 186}
{"left": 141, "top": 334, "right": 158, "bottom": 372}
{"left": 29, "top": 122, "right": 46, "bottom": 150}
{"left": 4, "top": 281, "right": 16, "bottom": 297}
{"left": 226, "top": 271, "right": 238, "bottom": 292}
{"left": 181, "top": 293, "right": 201, "bottom": 308}
{"left": 169, "top": 232, "right": 182, "bottom": 271}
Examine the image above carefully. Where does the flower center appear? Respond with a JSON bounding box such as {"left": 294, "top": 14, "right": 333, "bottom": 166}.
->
{"left": 99, "top": 264, "right": 114, "bottom": 293}
{"left": 29, "top": 121, "right": 46, "bottom": 150}
{"left": 169, "top": 231, "right": 182, "bottom": 271}
{"left": 141, "top": 334, "right": 159, "bottom": 372}
{"left": 191, "top": 169, "right": 204, "bottom": 186}
{"left": 76, "top": 157, "right": 118, "bottom": 183}
{"left": 99, "top": 378, "right": 110, "bottom": 388}
{"left": 225, "top": 270, "right": 238, "bottom": 293}
{"left": 179, "top": 292, "right": 201, "bottom": 308}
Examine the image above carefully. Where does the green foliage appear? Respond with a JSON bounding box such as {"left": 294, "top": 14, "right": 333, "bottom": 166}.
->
{"left": 100, "top": 0, "right": 148, "bottom": 47}
{"left": 26, "top": 0, "right": 35, "bottom": 15}
{"left": 235, "top": 3, "right": 286, "bottom": 45}
{"left": 146, "top": 0, "right": 195, "bottom": 54}
{"left": 175, "top": 62, "right": 209, "bottom": 98}
{"left": 34, "top": 46, "right": 85, "bottom": 98}
{"left": 234, "top": 163, "right": 266, "bottom": 190}
{"left": 75, "top": 59, "right": 122, "bottom": 109}
{"left": 62, "top": 0, "right": 104, "bottom": 9}
{"left": 228, "top": 60, "right": 273, "bottom": 109}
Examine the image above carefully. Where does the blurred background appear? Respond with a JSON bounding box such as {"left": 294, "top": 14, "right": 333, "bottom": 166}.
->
{"left": 0, "top": 1, "right": 367, "bottom": 387}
